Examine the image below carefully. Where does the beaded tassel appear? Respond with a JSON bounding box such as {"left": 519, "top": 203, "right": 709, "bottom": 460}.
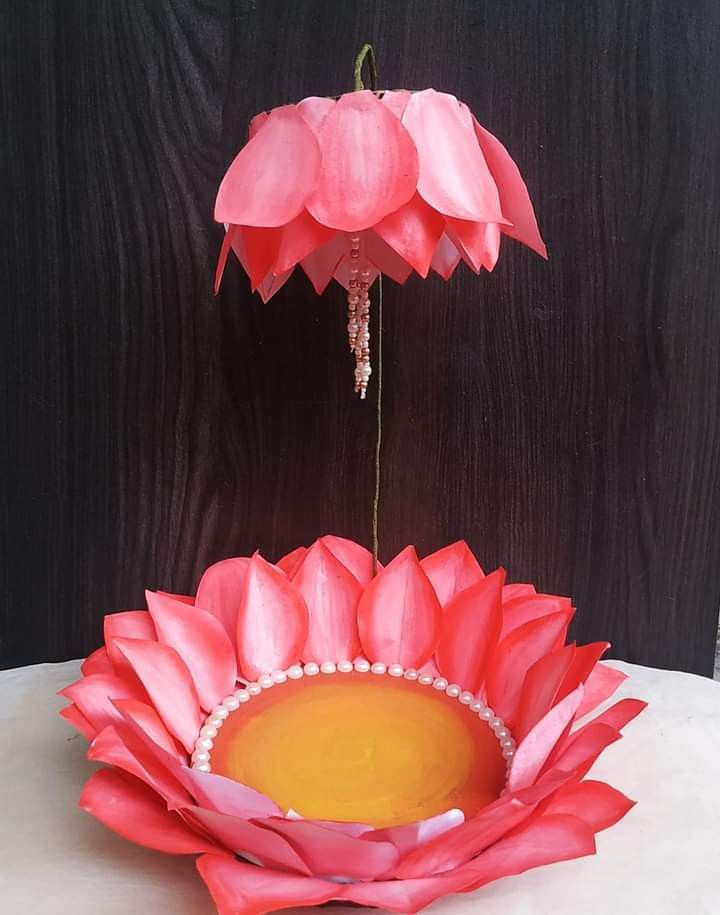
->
{"left": 347, "top": 236, "right": 372, "bottom": 398}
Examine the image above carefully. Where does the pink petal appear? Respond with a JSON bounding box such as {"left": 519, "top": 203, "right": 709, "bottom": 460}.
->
{"left": 508, "top": 685, "right": 585, "bottom": 791}
{"left": 307, "top": 90, "right": 418, "bottom": 231}
{"left": 81, "top": 646, "right": 114, "bottom": 677}
{"left": 541, "top": 780, "right": 635, "bottom": 832}
{"left": 185, "top": 807, "right": 311, "bottom": 873}
{"left": 248, "top": 111, "right": 269, "bottom": 139}
{"left": 580, "top": 696, "right": 647, "bottom": 732}
{"left": 104, "top": 610, "right": 156, "bottom": 673}
{"left": 195, "top": 556, "right": 251, "bottom": 644}
{"left": 435, "top": 568, "right": 504, "bottom": 692}
{"left": 486, "top": 609, "right": 575, "bottom": 725}
{"left": 146, "top": 590, "right": 237, "bottom": 711}
{"left": 333, "top": 256, "right": 378, "bottom": 291}
{"left": 296, "top": 96, "right": 335, "bottom": 133}
{"left": 215, "top": 105, "right": 321, "bottom": 227}
{"left": 556, "top": 641, "right": 610, "bottom": 702}
{"left": 300, "top": 234, "right": 349, "bottom": 294}
{"left": 237, "top": 553, "right": 309, "bottom": 679}
{"left": 402, "top": 90, "right": 505, "bottom": 223}
{"left": 545, "top": 723, "right": 622, "bottom": 780}
{"left": 88, "top": 725, "right": 154, "bottom": 786}
{"left": 473, "top": 119, "right": 547, "bottom": 257}
{"left": 339, "top": 875, "right": 455, "bottom": 913}
{"left": 420, "top": 540, "right": 485, "bottom": 606}
{"left": 59, "top": 672, "right": 146, "bottom": 735}
{"left": 292, "top": 540, "right": 362, "bottom": 663}
{"left": 319, "top": 534, "right": 376, "bottom": 585}
{"left": 367, "top": 808, "right": 464, "bottom": 859}
{"left": 357, "top": 545, "right": 442, "bottom": 667}
{"left": 80, "top": 769, "right": 218, "bottom": 854}
{"left": 275, "top": 545, "right": 308, "bottom": 578}
{"left": 499, "top": 593, "right": 573, "bottom": 641}
{"left": 418, "top": 656, "right": 441, "bottom": 679}
{"left": 157, "top": 591, "right": 195, "bottom": 605}
{"left": 381, "top": 89, "right": 412, "bottom": 120}
{"left": 364, "top": 230, "right": 414, "bottom": 282}
{"left": 111, "top": 637, "right": 203, "bottom": 753}
{"left": 273, "top": 210, "right": 336, "bottom": 274}
{"left": 240, "top": 225, "right": 283, "bottom": 290}
{"left": 111, "top": 697, "right": 183, "bottom": 758}
{"left": 256, "top": 269, "right": 292, "bottom": 304}
{"left": 373, "top": 193, "right": 445, "bottom": 278}
{"left": 181, "top": 768, "right": 281, "bottom": 819}
{"left": 197, "top": 855, "right": 338, "bottom": 915}
{"left": 430, "top": 232, "right": 462, "bottom": 279}
{"left": 513, "top": 644, "right": 576, "bottom": 743}
{"left": 502, "top": 583, "right": 536, "bottom": 601}
{"left": 214, "top": 224, "right": 237, "bottom": 293}
{"left": 446, "top": 218, "right": 502, "bottom": 272}
{"left": 575, "top": 661, "right": 629, "bottom": 718}
{"left": 59, "top": 703, "right": 97, "bottom": 740}
{"left": 263, "top": 817, "right": 399, "bottom": 880}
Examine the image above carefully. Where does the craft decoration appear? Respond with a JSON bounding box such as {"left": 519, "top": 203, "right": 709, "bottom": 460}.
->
{"left": 214, "top": 44, "right": 546, "bottom": 397}
{"left": 60, "top": 536, "right": 645, "bottom": 914}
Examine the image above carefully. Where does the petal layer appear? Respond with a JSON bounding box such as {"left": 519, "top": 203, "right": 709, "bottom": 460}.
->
{"left": 196, "top": 556, "right": 251, "bottom": 644}
{"left": 420, "top": 540, "right": 484, "bottom": 606}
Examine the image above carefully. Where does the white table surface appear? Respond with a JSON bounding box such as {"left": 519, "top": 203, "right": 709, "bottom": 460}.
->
{"left": 1, "top": 659, "right": 718, "bottom": 914}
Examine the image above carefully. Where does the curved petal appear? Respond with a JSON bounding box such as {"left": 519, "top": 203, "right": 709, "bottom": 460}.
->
{"left": 59, "top": 703, "right": 97, "bottom": 741}
{"left": 575, "top": 661, "right": 628, "bottom": 718}
{"left": 104, "top": 610, "right": 156, "bottom": 673}
{"left": 256, "top": 268, "right": 292, "bottom": 304}
{"left": 214, "top": 223, "right": 237, "bottom": 293}
{"left": 111, "top": 697, "right": 183, "bottom": 758}
{"left": 421, "top": 540, "right": 485, "bottom": 606}
{"left": 556, "top": 641, "right": 610, "bottom": 702}
{"left": 541, "top": 780, "right": 635, "bottom": 833}
{"left": 402, "top": 89, "right": 505, "bottom": 223}
{"left": 263, "top": 817, "right": 399, "bottom": 880}
{"left": 430, "top": 232, "right": 462, "bottom": 280}
{"left": 435, "top": 568, "right": 504, "bottom": 692}
{"left": 357, "top": 546, "right": 442, "bottom": 667}
{"left": 296, "top": 96, "right": 335, "bottom": 133}
{"left": 499, "top": 593, "right": 573, "bottom": 641}
{"left": 215, "top": 105, "right": 321, "bottom": 227}
{"left": 300, "top": 234, "right": 349, "bottom": 294}
{"left": 513, "top": 644, "right": 576, "bottom": 743}
{"left": 333, "top": 255, "right": 378, "bottom": 291}
{"left": 275, "top": 545, "right": 307, "bottom": 578}
{"left": 364, "top": 231, "right": 414, "bottom": 283}
{"left": 508, "top": 685, "right": 585, "bottom": 791}
{"left": 157, "top": 591, "right": 195, "bottom": 605}
{"left": 237, "top": 553, "right": 309, "bottom": 679}
{"left": 80, "top": 769, "right": 218, "bottom": 854}
{"left": 373, "top": 193, "right": 446, "bottom": 278}
{"left": 241, "top": 225, "right": 283, "bottom": 290}
{"left": 197, "top": 855, "right": 338, "bottom": 915}
{"left": 319, "top": 534, "right": 376, "bottom": 586}
{"left": 81, "top": 646, "right": 114, "bottom": 677}
{"left": 111, "top": 637, "right": 203, "bottom": 753}
{"left": 88, "top": 725, "right": 155, "bottom": 786}
{"left": 248, "top": 111, "right": 269, "bottom": 139}
{"left": 185, "top": 807, "right": 311, "bottom": 873}
{"left": 292, "top": 541, "right": 362, "bottom": 663}
{"left": 366, "top": 808, "right": 464, "bottom": 859}
{"left": 486, "top": 608, "right": 575, "bottom": 725}
{"left": 181, "top": 768, "right": 281, "bottom": 819}
{"left": 59, "top": 673, "right": 146, "bottom": 735}
{"left": 546, "top": 723, "right": 623, "bottom": 781}
{"left": 445, "top": 218, "right": 502, "bottom": 272}
{"left": 578, "top": 696, "right": 648, "bottom": 733}
{"left": 195, "top": 557, "right": 251, "bottom": 644}
{"left": 381, "top": 89, "right": 412, "bottom": 120}
{"left": 473, "top": 118, "right": 547, "bottom": 257}
{"left": 307, "top": 90, "right": 418, "bottom": 231}
{"left": 502, "top": 583, "right": 536, "bottom": 601}
{"left": 146, "top": 590, "right": 237, "bottom": 711}
{"left": 273, "top": 210, "right": 336, "bottom": 274}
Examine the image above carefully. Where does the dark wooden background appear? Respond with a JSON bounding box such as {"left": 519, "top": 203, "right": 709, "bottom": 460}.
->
{"left": 2, "top": 0, "right": 719, "bottom": 674}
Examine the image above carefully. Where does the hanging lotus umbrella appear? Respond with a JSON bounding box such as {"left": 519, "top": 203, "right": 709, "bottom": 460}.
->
{"left": 214, "top": 45, "right": 546, "bottom": 398}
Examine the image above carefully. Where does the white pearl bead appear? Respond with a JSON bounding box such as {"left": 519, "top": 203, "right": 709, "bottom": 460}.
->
{"left": 459, "top": 691, "right": 474, "bottom": 705}
{"left": 222, "top": 695, "right": 240, "bottom": 710}
{"left": 287, "top": 665, "right": 304, "bottom": 679}
{"left": 200, "top": 725, "right": 218, "bottom": 739}
{"left": 433, "top": 677, "right": 449, "bottom": 690}
{"left": 404, "top": 668, "right": 418, "bottom": 680}
{"left": 196, "top": 763, "right": 211, "bottom": 773}
{"left": 490, "top": 717, "right": 504, "bottom": 731}
{"left": 446, "top": 684, "right": 461, "bottom": 698}
{"left": 470, "top": 700, "right": 484, "bottom": 713}
{"left": 212, "top": 706, "right": 229, "bottom": 720}
{"left": 371, "top": 662, "right": 387, "bottom": 675}
{"left": 320, "top": 661, "right": 337, "bottom": 674}
{"left": 388, "top": 664, "right": 404, "bottom": 677}
{"left": 479, "top": 707, "right": 494, "bottom": 721}
{"left": 503, "top": 748, "right": 515, "bottom": 759}
{"left": 258, "top": 674, "right": 274, "bottom": 689}
{"left": 354, "top": 658, "right": 371, "bottom": 672}
{"left": 196, "top": 737, "right": 214, "bottom": 751}
{"left": 495, "top": 727, "right": 510, "bottom": 740}
{"left": 235, "top": 689, "right": 250, "bottom": 703}
{"left": 304, "top": 662, "right": 320, "bottom": 676}
{"left": 337, "top": 660, "right": 353, "bottom": 673}
{"left": 192, "top": 750, "right": 210, "bottom": 763}
{"left": 500, "top": 738, "right": 515, "bottom": 749}
{"left": 271, "top": 670, "right": 287, "bottom": 684}
{"left": 248, "top": 683, "right": 262, "bottom": 695}
{"left": 418, "top": 674, "right": 434, "bottom": 685}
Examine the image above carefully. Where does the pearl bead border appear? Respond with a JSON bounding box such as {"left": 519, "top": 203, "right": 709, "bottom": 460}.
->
{"left": 191, "top": 660, "right": 517, "bottom": 776}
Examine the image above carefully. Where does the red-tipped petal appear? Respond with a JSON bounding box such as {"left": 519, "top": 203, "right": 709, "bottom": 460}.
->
{"left": 446, "top": 218, "right": 502, "bottom": 272}
{"left": 357, "top": 546, "right": 442, "bottom": 667}
{"left": 185, "top": 807, "right": 311, "bottom": 873}
{"left": 420, "top": 540, "right": 485, "bottom": 606}
{"left": 296, "top": 96, "right": 335, "bottom": 133}
{"left": 256, "top": 269, "right": 292, "bottom": 304}
{"left": 364, "top": 230, "right": 414, "bottom": 283}
{"left": 273, "top": 210, "right": 336, "bottom": 274}
{"left": 292, "top": 541, "right": 362, "bottom": 663}
{"left": 402, "top": 89, "right": 505, "bottom": 223}
{"left": 237, "top": 553, "right": 309, "bottom": 680}
{"left": 88, "top": 725, "right": 154, "bottom": 786}
{"left": 582, "top": 696, "right": 648, "bottom": 732}
{"left": 214, "top": 224, "right": 237, "bottom": 294}
{"left": 575, "top": 661, "right": 629, "bottom": 718}
{"left": 435, "top": 568, "right": 504, "bottom": 692}
{"left": 546, "top": 723, "right": 622, "bottom": 780}
{"left": 146, "top": 590, "right": 237, "bottom": 711}
{"left": 502, "top": 583, "right": 536, "bottom": 601}
{"left": 240, "top": 225, "right": 283, "bottom": 290}
{"left": 182, "top": 768, "right": 281, "bottom": 819}
{"left": 473, "top": 118, "right": 547, "bottom": 258}
{"left": 367, "top": 808, "right": 464, "bottom": 859}
{"left": 486, "top": 609, "right": 574, "bottom": 725}
{"left": 111, "top": 637, "right": 203, "bottom": 753}
{"left": 59, "top": 673, "right": 146, "bottom": 735}
{"left": 514, "top": 644, "right": 577, "bottom": 743}
{"left": 499, "top": 593, "right": 572, "bottom": 640}
{"left": 542, "top": 780, "right": 635, "bottom": 832}
{"left": 556, "top": 641, "right": 610, "bottom": 702}
{"left": 319, "top": 534, "right": 376, "bottom": 585}
{"left": 104, "top": 610, "right": 156, "bottom": 671}
{"left": 264, "top": 817, "right": 399, "bottom": 881}
{"left": 80, "top": 769, "right": 218, "bottom": 854}
{"left": 215, "top": 105, "right": 321, "bottom": 227}
{"left": 196, "top": 557, "right": 251, "bottom": 644}
{"left": 430, "top": 232, "right": 462, "bottom": 280}
{"left": 373, "top": 194, "right": 446, "bottom": 278}
{"left": 276, "top": 545, "right": 308, "bottom": 578}
{"left": 197, "top": 855, "right": 338, "bottom": 915}
{"left": 111, "top": 697, "right": 183, "bottom": 758}
{"left": 508, "top": 685, "right": 585, "bottom": 791}
{"left": 307, "top": 90, "right": 418, "bottom": 231}
{"left": 59, "top": 703, "right": 97, "bottom": 740}
{"left": 81, "top": 646, "right": 114, "bottom": 677}
{"left": 300, "top": 234, "right": 349, "bottom": 294}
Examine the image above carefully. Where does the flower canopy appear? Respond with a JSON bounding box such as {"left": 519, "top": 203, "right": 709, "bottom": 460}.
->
{"left": 61, "top": 536, "right": 645, "bottom": 915}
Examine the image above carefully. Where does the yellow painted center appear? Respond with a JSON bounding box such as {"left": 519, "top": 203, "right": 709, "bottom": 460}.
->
{"left": 211, "top": 672, "right": 506, "bottom": 828}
